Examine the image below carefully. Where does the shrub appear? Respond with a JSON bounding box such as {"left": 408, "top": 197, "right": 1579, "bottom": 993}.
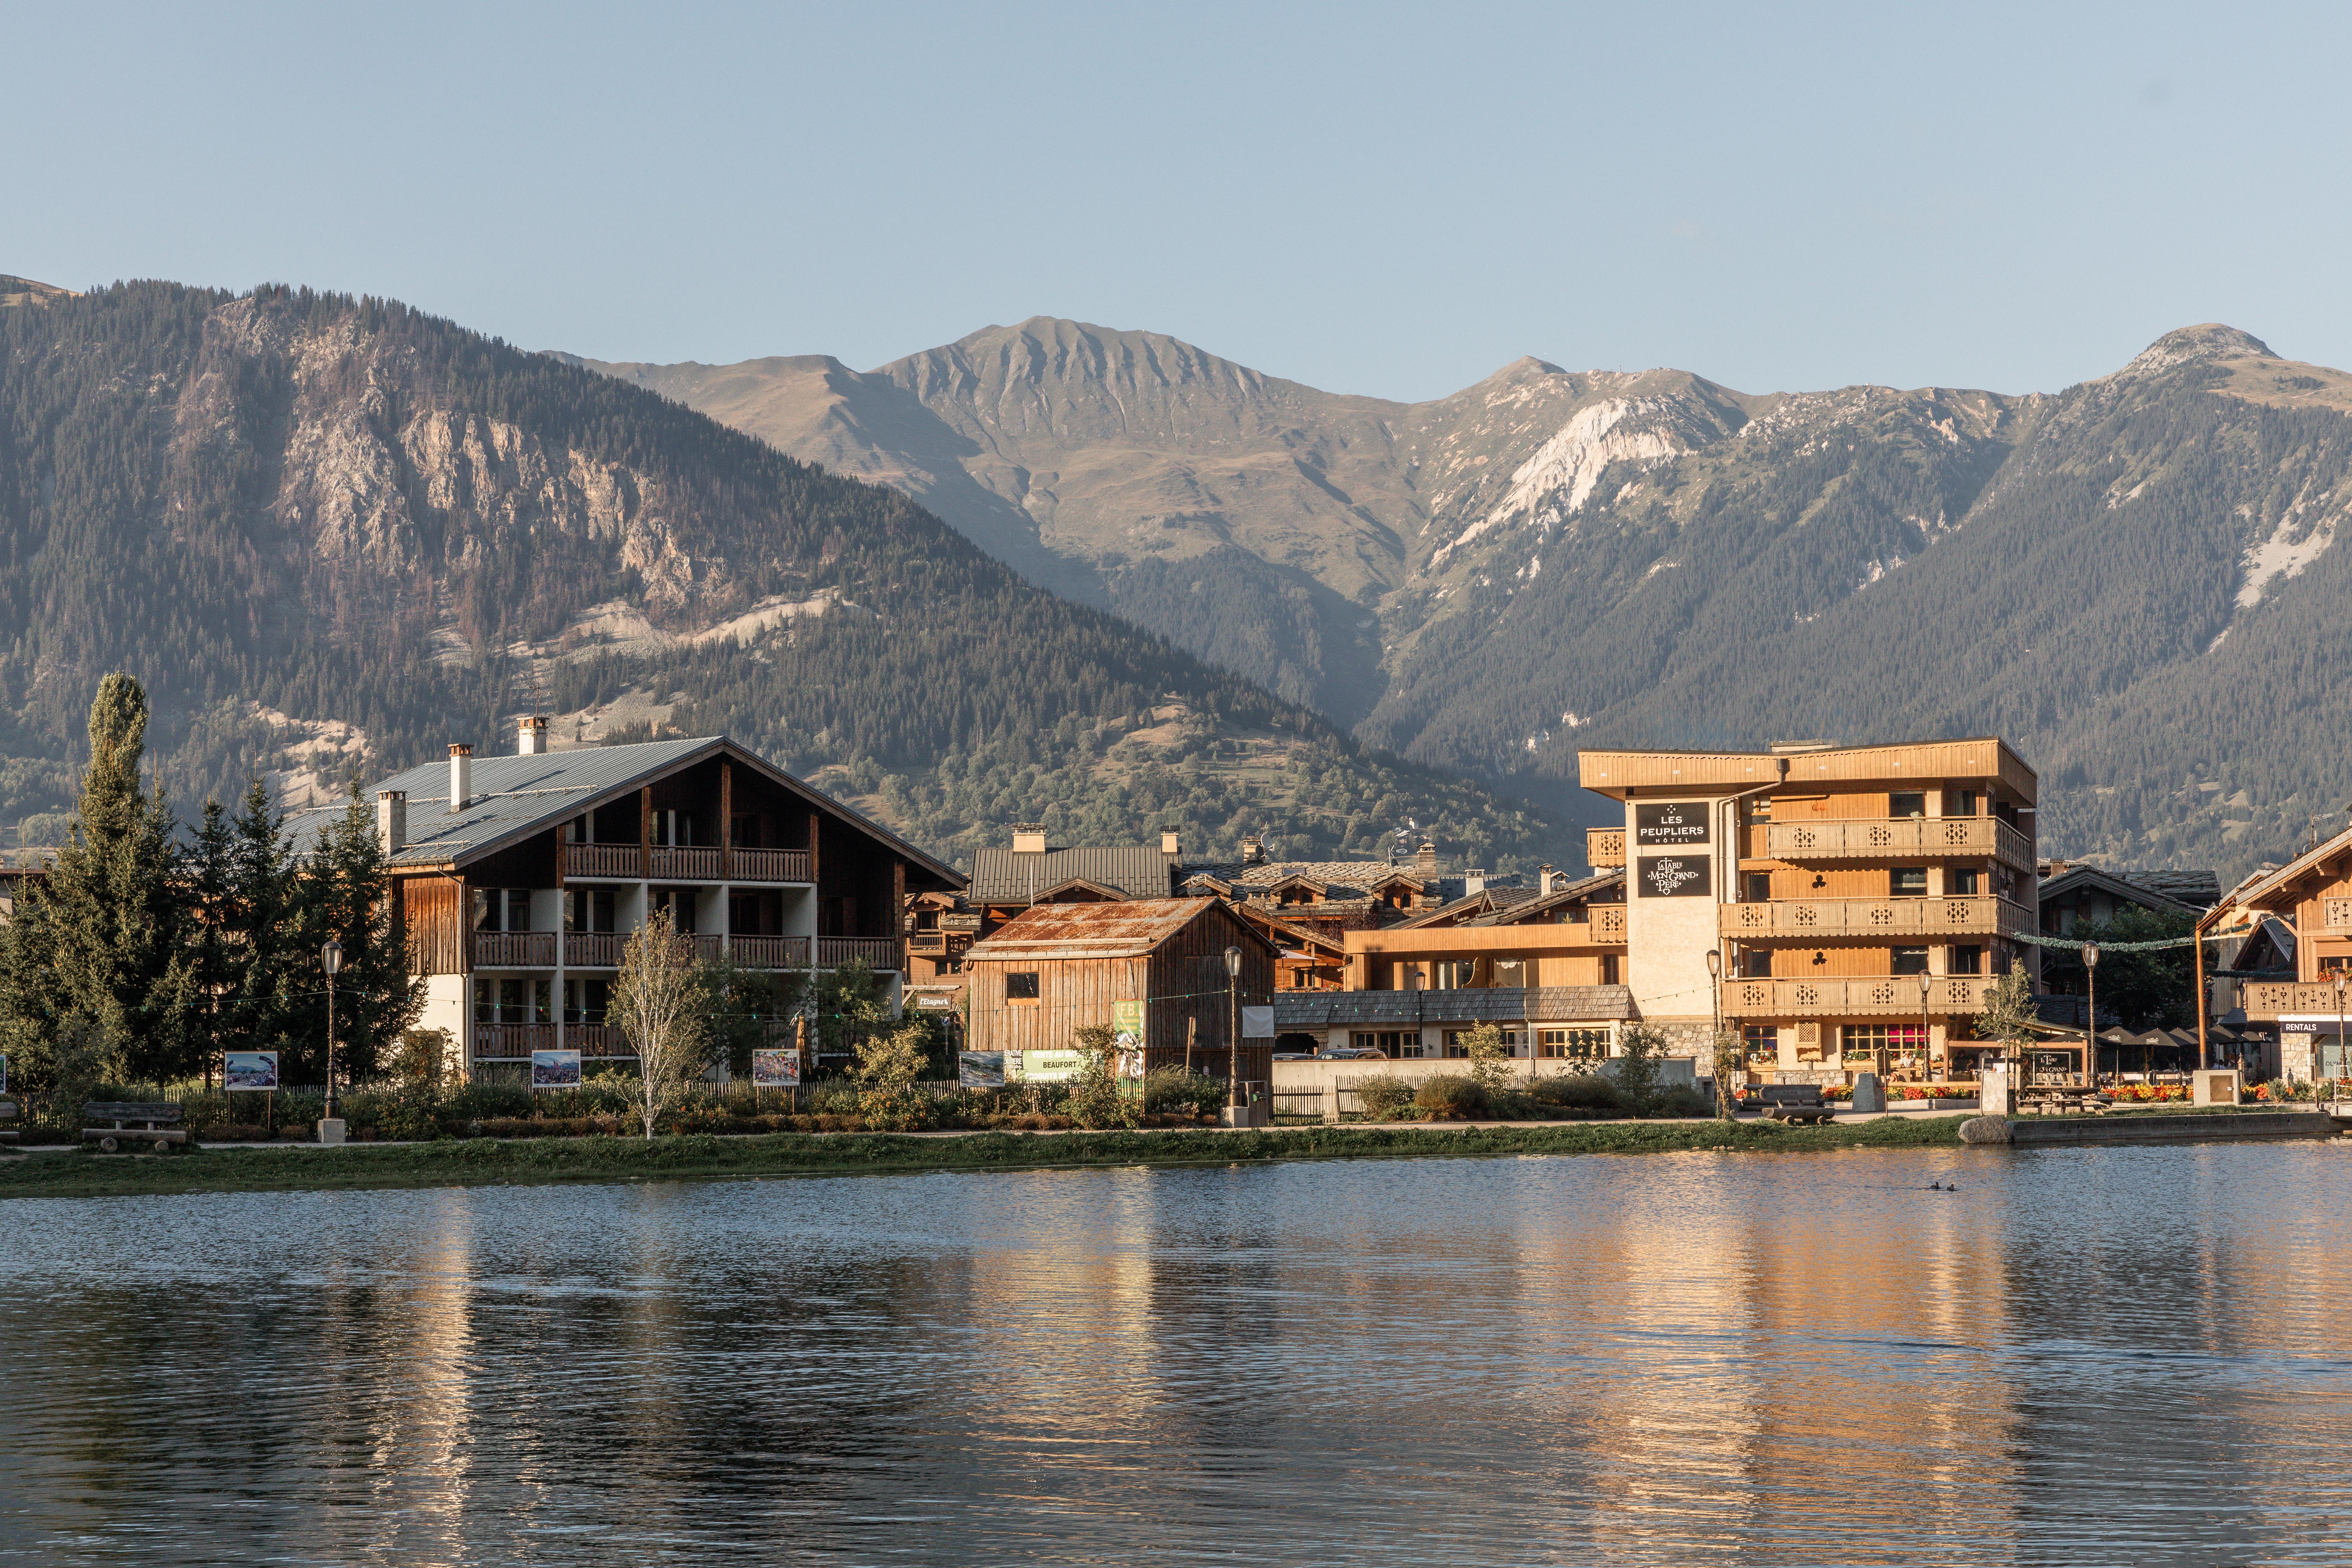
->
{"left": 1647, "top": 1085, "right": 1714, "bottom": 1118}
{"left": 1414, "top": 1074, "right": 1488, "bottom": 1120}
{"left": 1349, "top": 1074, "right": 1418, "bottom": 1118}
{"left": 1613, "top": 1025, "right": 1666, "bottom": 1111}
{"left": 1062, "top": 1026, "right": 1135, "bottom": 1130}
{"left": 1528, "top": 1073, "right": 1625, "bottom": 1113}
{"left": 1458, "top": 1023, "right": 1515, "bottom": 1095}
{"left": 444, "top": 1082, "right": 533, "bottom": 1121}
{"left": 1143, "top": 1067, "right": 1226, "bottom": 1119}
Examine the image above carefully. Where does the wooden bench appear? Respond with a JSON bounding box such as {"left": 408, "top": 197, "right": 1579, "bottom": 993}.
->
{"left": 2019, "top": 1088, "right": 2112, "bottom": 1116}
{"left": 1753, "top": 1084, "right": 1836, "bottom": 1125}
{"left": 82, "top": 1101, "right": 187, "bottom": 1154}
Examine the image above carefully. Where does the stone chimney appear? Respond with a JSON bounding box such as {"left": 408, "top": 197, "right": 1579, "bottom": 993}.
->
{"left": 1464, "top": 868, "right": 1487, "bottom": 896}
{"left": 448, "top": 744, "right": 472, "bottom": 813}
{"left": 1539, "top": 863, "right": 1558, "bottom": 895}
{"left": 517, "top": 714, "right": 548, "bottom": 756}
{"left": 1240, "top": 834, "right": 1265, "bottom": 867}
{"left": 1012, "top": 822, "right": 1047, "bottom": 854}
{"left": 1416, "top": 839, "right": 1438, "bottom": 876}
{"left": 377, "top": 790, "right": 406, "bottom": 855}
{"left": 1160, "top": 827, "right": 1181, "bottom": 857}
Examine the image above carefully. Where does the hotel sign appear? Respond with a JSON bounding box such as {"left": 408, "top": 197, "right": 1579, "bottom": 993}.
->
{"left": 1637, "top": 855, "right": 1711, "bottom": 898}
{"left": 1635, "top": 802, "right": 1709, "bottom": 846}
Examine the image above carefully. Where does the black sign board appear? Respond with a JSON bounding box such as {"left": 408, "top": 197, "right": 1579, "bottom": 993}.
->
{"left": 1637, "top": 854, "right": 1711, "bottom": 898}
{"left": 1635, "top": 801, "right": 1709, "bottom": 846}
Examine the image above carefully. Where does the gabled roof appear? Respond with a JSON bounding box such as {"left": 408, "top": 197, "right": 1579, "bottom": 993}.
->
{"left": 1462, "top": 870, "right": 1624, "bottom": 927}
{"left": 969, "top": 845, "right": 1178, "bottom": 904}
{"left": 285, "top": 735, "right": 962, "bottom": 887}
{"left": 963, "top": 897, "right": 1278, "bottom": 962}
{"left": 2210, "top": 823, "right": 2352, "bottom": 921}
{"left": 1232, "top": 901, "right": 1347, "bottom": 958}
{"left": 2037, "top": 863, "right": 2206, "bottom": 920}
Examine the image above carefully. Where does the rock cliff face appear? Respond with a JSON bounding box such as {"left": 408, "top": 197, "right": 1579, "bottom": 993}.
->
{"left": 590, "top": 318, "right": 2352, "bottom": 879}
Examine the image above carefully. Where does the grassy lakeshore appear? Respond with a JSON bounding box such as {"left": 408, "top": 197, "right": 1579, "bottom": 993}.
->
{"left": 0, "top": 1116, "right": 1972, "bottom": 1201}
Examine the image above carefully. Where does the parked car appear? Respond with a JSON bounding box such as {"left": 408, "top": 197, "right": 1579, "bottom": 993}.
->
{"left": 1316, "top": 1047, "right": 1384, "bottom": 1060}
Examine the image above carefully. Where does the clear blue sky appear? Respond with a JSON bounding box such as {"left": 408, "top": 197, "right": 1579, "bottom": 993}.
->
{"left": 8, "top": 1, "right": 2347, "bottom": 401}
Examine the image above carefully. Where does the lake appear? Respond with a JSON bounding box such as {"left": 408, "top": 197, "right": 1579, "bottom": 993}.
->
{"left": 4, "top": 1140, "right": 2352, "bottom": 1565}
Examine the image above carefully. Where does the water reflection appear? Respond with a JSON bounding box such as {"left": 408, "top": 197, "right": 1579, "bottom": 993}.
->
{"left": 5, "top": 1143, "right": 2352, "bottom": 1563}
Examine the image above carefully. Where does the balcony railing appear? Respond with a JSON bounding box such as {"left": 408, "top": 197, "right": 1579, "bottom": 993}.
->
{"left": 562, "top": 844, "right": 812, "bottom": 882}
{"left": 819, "top": 937, "right": 902, "bottom": 971}
{"left": 1766, "top": 816, "right": 2032, "bottom": 872}
{"left": 908, "top": 931, "right": 950, "bottom": 955}
{"left": 473, "top": 1022, "right": 557, "bottom": 1059}
{"left": 565, "top": 932, "right": 624, "bottom": 967}
{"left": 472, "top": 931, "right": 557, "bottom": 967}
{"left": 1720, "top": 895, "right": 2030, "bottom": 943}
{"left": 649, "top": 846, "right": 723, "bottom": 880}
{"left": 1587, "top": 827, "right": 1625, "bottom": 868}
{"left": 565, "top": 1023, "right": 634, "bottom": 1058}
{"left": 1721, "top": 974, "right": 1996, "bottom": 1018}
{"left": 729, "top": 935, "right": 812, "bottom": 969}
{"left": 2240, "top": 981, "right": 2352, "bottom": 1021}
{"left": 1594, "top": 904, "right": 1626, "bottom": 942}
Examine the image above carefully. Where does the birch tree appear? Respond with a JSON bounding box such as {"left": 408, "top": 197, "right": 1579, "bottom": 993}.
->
{"left": 611, "top": 908, "right": 708, "bottom": 1140}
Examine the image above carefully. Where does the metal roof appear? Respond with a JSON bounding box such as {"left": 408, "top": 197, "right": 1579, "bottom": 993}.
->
{"left": 968, "top": 845, "right": 1179, "bottom": 903}
{"left": 1461, "top": 870, "right": 1624, "bottom": 927}
{"left": 964, "top": 897, "right": 1278, "bottom": 961}
{"left": 282, "top": 735, "right": 962, "bottom": 887}
{"left": 1274, "top": 985, "right": 1634, "bottom": 1030}
{"left": 2037, "top": 863, "right": 2207, "bottom": 919}
{"left": 1185, "top": 859, "right": 1428, "bottom": 897}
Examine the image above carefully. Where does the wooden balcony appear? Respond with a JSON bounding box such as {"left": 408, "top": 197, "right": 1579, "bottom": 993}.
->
{"left": 1587, "top": 827, "right": 1625, "bottom": 868}
{"left": 1766, "top": 816, "right": 2032, "bottom": 872}
{"left": 565, "top": 932, "right": 624, "bottom": 967}
{"left": 561, "top": 844, "right": 812, "bottom": 882}
{"left": 565, "top": 1023, "right": 634, "bottom": 1058}
{"left": 1590, "top": 904, "right": 1627, "bottom": 943}
{"left": 1721, "top": 974, "right": 1996, "bottom": 1018}
{"left": 472, "top": 931, "right": 557, "bottom": 967}
{"left": 473, "top": 1022, "right": 557, "bottom": 1059}
{"left": 908, "top": 931, "right": 950, "bottom": 955}
{"left": 2239, "top": 981, "right": 2352, "bottom": 1021}
{"left": 819, "top": 937, "right": 902, "bottom": 971}
{"left": 1720, "top": 895, "right": 2029, "bottom": 943}
{"left": 729, "top": 935, "right": 813, "bottom": 969}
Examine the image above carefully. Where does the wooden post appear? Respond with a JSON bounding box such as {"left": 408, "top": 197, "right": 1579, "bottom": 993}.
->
{"left": 640, "top": 785, "right": 654, "bottom": 865}
{"left": 719, "top": 761, "right": 733, "bottom": 877}
{"left": 1185, "top": 1015, "right": 1196, "bottom": 1075}
{"left": 808, "top": 811, "right": 821, "bottom": 886}
{"left": 2194, "top": 921, "right": 2211, "bottom": 1073}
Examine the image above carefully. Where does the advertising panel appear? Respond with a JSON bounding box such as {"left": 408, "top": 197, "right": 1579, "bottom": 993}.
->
{"left": 959, "top": 1051, "right": 1006, "bottom": 1088}
{"left": 1241, "top": 1006, "right": 1275, "bottom": 1039}
{"left": 1008, "top": 1048, "right": 1085, "bottom": 1083}
{"left": 1636, "top": 855, "right": 1712, "bottom": 898}
{"left": 751, "top": 1048, "right": 801, "bottom": 1088}
{"left": 530, "top": 1049, "right": 583, "bottom": 1089}
{"left": 1634, "top": 802, "right": 1709, "bottom": 846}
{"left": 223, "top": 1051, "right": 280, "bottom": 1090}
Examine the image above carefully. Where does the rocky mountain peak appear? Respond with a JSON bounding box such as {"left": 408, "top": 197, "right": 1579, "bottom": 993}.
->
{"left": 2113, "top": 323, "right": 2275, "bottom": 380}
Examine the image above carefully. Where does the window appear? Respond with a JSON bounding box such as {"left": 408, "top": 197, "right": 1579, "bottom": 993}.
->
{"left": 1891, "top": 867, "right": 1928, "bottom": 898}
{"left": 1841, "top": 1024, "right": 1926, "bottom": 1059}
{"left": 649, "top": 887, "right": 696, "bottom": 934}
{"left": 1743, "top": 1024, "right": 1777, "bottom": 1065}
{"left": 1744, "top": 796, "right": 1774, "bottom": 823}
{"left": 1006, "top": 972, "right": 1040, "bottom": 1001}
{"left": 567, "top": 886, "right": 617, "bottom": 933}
{"left": 472, "top": 888, "right": 532, "bottom": 932}
{"left": 474, "top": 977, "right": 549, "bottom": 1026}
{"left": 1442, "top": 1030, "right": 1470, "bottom": 1059}
{"left": 1949, "top": 945, "right": 1984, "bottom": 975}
{"left": 1539, "top": 1027, "right": 1609, "bottom": 1059}
{"left": 1735, "top": 948, "right": 1772, "bottom": 979}
{"left": 1890, "top": 792, "right": 1926, "bottom": 818}
{"left": 1491, "top": 959, "right": 1528, "bottom": 989}
{"left": 566, "top": 976, "right": 610, "bottom": 1025}
{"left": 1742, "top": 871, "right": 1772, "bottom": 903}
{"left": 1948, "top": 868, "right": 1980, "bottom": 896}
{"left": 1382, "top": 1030, "right": 1424, "bottom": 1059}
{"left": 1892, "top": 946, "right": 1930, "bottom": 975}
{"left": 1601, "top": 955, "right": 1620, "bottom": 986}
{"left": 1951, "top": 790, "right": 1979, "bottom": 818}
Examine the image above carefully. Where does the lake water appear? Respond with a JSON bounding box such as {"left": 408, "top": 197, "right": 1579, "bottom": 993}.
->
{"left": 5, "top": 1141, "right": 2352, "bottom": 1565}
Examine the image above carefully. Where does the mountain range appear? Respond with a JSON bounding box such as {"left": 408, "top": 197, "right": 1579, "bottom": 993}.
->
{"left": 587, "top": 319, "right": 2352, "bottom": 881}
{"left": 0, "top": 280, "right": 1563, "bottom": 873}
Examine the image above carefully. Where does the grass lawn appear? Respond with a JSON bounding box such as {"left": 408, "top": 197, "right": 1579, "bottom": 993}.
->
{"left": 0, "top": 1116, "right": 1972, "bottom": 1202}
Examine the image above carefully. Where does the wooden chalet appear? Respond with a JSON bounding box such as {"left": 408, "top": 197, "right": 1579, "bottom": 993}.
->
{"left": 2201, "top": 824, "right": 2352, "bottom": 1080}
{"left": 295, "top": 721, "right": 962, "bottom": 1080}
{"left": 960, "top": 897, "right": 1278, "bottom": 1087}
{"left": 1343, "top": 870, "right": 1628, "bottom": 992}
{"left": 962, "top": 826, "right": 1186, "bottom": 939}
{"left": 1231, "top": 900, "right": 1348, "bottom": 991}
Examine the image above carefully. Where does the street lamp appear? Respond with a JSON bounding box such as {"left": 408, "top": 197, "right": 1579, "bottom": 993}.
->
{"left": 2081, "top": 941, "right": 2100, "bottom": 1090}
{"left": 2333, "top": 969, "right": 2347, "bottom": 1104}
{"left": 1705, "top": 948, "right": 1729, "bottom": 1117}
{"left": 321, "top": 939, "right": 345, "bottom": 1119}
{"left": 1223, "top": 945, "right": 1243, "bottom": 1115}
{"left": 1918, "top": 970, "right": 1933, "bottom": 1087}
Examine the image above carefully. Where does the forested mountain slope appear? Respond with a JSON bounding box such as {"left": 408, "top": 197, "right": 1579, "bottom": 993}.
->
{"left": 0, "top": 282, "right": 1569, "bottom": 872}
{"left": 604, "top": 319, "right": 2352, "bottom": 881}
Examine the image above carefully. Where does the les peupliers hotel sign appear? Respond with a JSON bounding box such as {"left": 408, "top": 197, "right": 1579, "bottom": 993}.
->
{"left": 1634, "top": 802, "right": 1710, "bottom": 898}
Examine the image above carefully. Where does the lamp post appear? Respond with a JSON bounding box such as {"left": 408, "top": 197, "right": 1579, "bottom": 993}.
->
{"left": 1918, "top": 970, "right": 1933, "bottom": 1088}
{"left": 321, "top": 938, "right": 345, "bottom": 1119}
{"left": 1705, "top": 948, "right": 1729, "bottom": 1116}
{"left": 2081, "top": 941, "right": 2100, "bottom": 1090}
{"left": 2334, "top": 969, "right": 2347, "bottom": 1104}
{"left": 1224, "top": 945, "right": 1243, "bottom": 1115}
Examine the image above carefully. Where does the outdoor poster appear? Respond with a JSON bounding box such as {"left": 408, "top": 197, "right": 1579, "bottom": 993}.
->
{"left": 751, "top": 1048, "right": 800, "bottom": 1088}
{"left": 1634, "top": 801, "right": 1709, "bottom": 846}
{"left": 959, "top": 1051, "right": 1006, "bottom": 1088}
{"left": 1637, "top": 855, "right": 1711, "bottom": 898}
{"left": 0, "top": 1051, "right": 7, "bottom": 1094}
{"left": 224, "top": 1050, "right": 280, "bottom": 1090}
{"left": 1112, "top": 999, "right": 1146, "bottom": 1079}
{"left": 1241, "top": 1006, "right": 1275, "bottom": 1038}
{"left": 530, "top": 1049, "right": 583, "bottom": 1089}
{"left": 1009, "top": 1048, "right": 1085, "bottom": 1083}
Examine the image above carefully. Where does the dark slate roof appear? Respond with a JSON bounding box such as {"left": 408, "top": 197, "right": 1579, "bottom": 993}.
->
{"left": 968, "top": 845, "right": 1180, "bottom": 904}
{"left": 2133, "top": 869, "right": 2222, "bottom": 909}
{"left": 1462, "top": 870, "right": 1624, "bottom": 927}
{"left": 282, "top": 735, "right": 962, "bottom": 887}
{"left": 2038, "top": 863, "right": 2208, "bottom": 918}
{"left": 1273, "top": 985, "right": 1634, "bottom": 1030}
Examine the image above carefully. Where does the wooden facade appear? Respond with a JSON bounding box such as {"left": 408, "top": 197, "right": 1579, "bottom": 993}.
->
{"left": 962, "top": 898, "right": 1280, "bottom": 1084}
